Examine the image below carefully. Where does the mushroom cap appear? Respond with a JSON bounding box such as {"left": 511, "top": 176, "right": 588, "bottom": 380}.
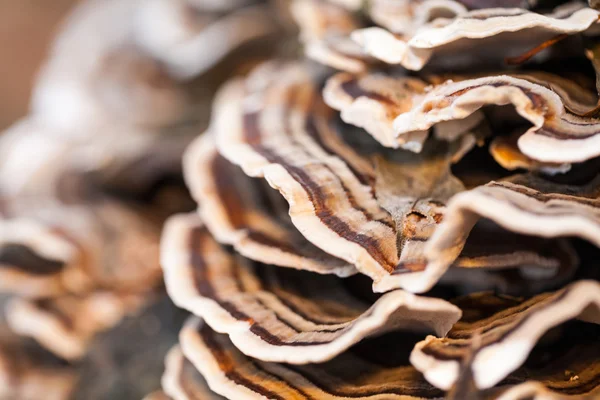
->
{"left": 30, "top": 0, "right": 277, "bottom": 133}
{"left": 323, "top": 72, "right": 432, "bottom": 150}
{"left": 13, "top": 0, "right": 597, "bottom": 397}
{"left": 134, "top": 0, "right": 279, "bottom": 79}
{"left": 422, "top": 172, "right": 600, "bottom": 292}
{"left": 367, "top": 0, "right": 467, "bottom": 36}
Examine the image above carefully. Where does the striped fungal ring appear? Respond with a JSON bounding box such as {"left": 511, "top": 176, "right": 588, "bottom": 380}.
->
{"left": 366, "top": 0, "right": 468, "bottom": 37}
{"left": 353, "top": 2, "right": 600, "bottom": 71}
{"left": 183, "top": 134, "right": 356, "bottom": 277}
{"left": 411, "top": 281, "right": 600, "bottom": 391}
{"left": 5, "top": 292, "right": 147, "bottom": 360}
{"left": 326, "top": 71, "right": 600, "bottom": 167}
{"left": 424, "top": 173, "right": 600, "bottom": 290}
{"left": 179, "top": 316, "right": 447, "bottom": 399}
{"left": 393, "top": 75, "right": 600, "bottom": 164}
{"left": 161, "top": 213, "right": 462, "bottom": 364}
{"left": 323, "top": 71, "right": 485, "bottom": 152}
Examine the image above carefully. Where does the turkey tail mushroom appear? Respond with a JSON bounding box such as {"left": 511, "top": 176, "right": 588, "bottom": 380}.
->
{"left": 161, "top": 213, "right": 461, "bottom": 364}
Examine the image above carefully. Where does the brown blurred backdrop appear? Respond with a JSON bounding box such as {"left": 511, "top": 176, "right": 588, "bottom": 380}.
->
{"left": 0, "top": 0, "right": 78, "bottom": 129}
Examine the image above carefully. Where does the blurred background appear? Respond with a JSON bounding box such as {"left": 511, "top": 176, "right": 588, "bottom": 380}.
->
{"left": 0, "top": 1, "right": 283, "bottom": 398}
{"left": 0, "top": 1, "right": 78, "bottom": 130}
{"left": 0, "top": 2, "right": 190, "bottom": 399}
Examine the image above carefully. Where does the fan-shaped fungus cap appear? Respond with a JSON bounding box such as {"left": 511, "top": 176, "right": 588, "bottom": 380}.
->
{"left": 353, "top": 3, "right": 599, "bottom": 71}
{"left": 161, "top": 213, "right": 461, "bottom": 364}
{"left": 291, "top": 0, "right": 372, "bottom": 73}
{"left": 179, "top": 317, "right": 447, "bottom": 399}
{"left": 391, "top": 75, "right": 600, "bottom": 163}
{"left": 410, "top": 280, "right": 600, "bottom": 390}
{"left": 422, "top": 173, "right": 600, "bottom": 291}
{"left": 367, "top": 0, "right": 467, "bottom": 36}
{"left": 184, "top": 134, "right": 355, "bottom": 276}
{"left": 134, "top": 0, "right": 278, "bottom": 79}
{"left": 31, "top": 0, "right": 277, "bottom": 132}
{"left": 210, "top": 62, "right": 585, "bottom": 293}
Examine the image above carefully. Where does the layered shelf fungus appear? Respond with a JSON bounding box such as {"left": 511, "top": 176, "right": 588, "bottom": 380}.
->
{"left": 161, "top": 213, "right": 461, "bottom": 363}
{"left": 183, "top": 135, "right": 356, "bottom": 277}
{"left": 2, "top": 0, "right": 600, "bottom": 398}
{"left": 411, "top": 281, "right": 600, "bottom": 391}
{"left": 353, "top": 2, "right": 600, "bottom": 71}
{"left": 151, "top": 0, "right": 600, "bottom": 398}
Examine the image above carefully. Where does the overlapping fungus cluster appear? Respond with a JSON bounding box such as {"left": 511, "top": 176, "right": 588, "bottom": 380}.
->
{"left": 2, "top": 0, "right": 600, "bottom": 399}
{"left": 153, "top": 0, "right": 600, "bottom": 399}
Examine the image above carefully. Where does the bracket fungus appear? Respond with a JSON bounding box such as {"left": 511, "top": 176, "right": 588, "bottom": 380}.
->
{"left": 5, "top": 292, "right": 149, "bottom": 361}
{"left": 180, "top": 317, "right": 451, "bottom": 399}
{"left": 392, "top": 75, "right": 600, "bottom": 164}
{"left": 367, "top": 0, "right": 468, "bottom": 37}
{"left": 422, "top": 173, "right": 600, "bottom": 291}
{"left": 148, "top": 0, "right": 600, "bottom": 397}
{"left": 207, "top": 61, "right": 585, "bottom": 294}
{"left": 161, "top": 213, "right": 461, "bottom": 364}
{"left": 2, "top": 0, "right": 600, "bottom": 398}
{"left": 183, "top": 135, "right": 356, "bottom": 276}
{"left": 411, "top": 280, "right": 600, "bottom": 390}
{"left": 353, "top": 2, "right": 600, "bottom": 71}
